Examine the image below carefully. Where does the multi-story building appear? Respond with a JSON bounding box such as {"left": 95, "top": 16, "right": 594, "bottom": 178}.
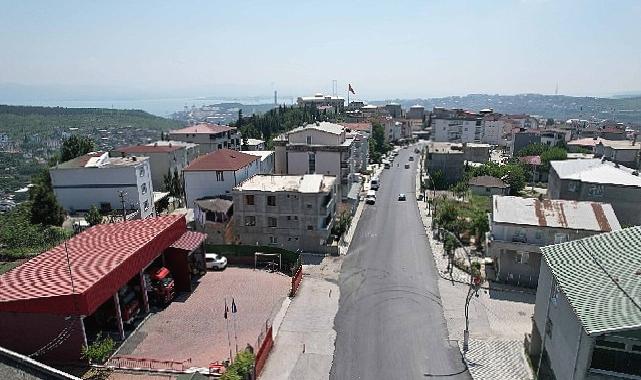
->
{"left": 426, "top": 142, "right": 465, "bottom": 186}
{"left": 406, "top": 105, "right": 425, "bottom": 120}
{"left": 273, "top": 122, "right": 357, "bottom": 199}
{"left": 530, "top": 227, "right": 641, "bottom": 380}
{"left": 232, "top": 174, "right": 337, "bottom": 253}
{"left": 431, "top": 108, "right": 483, "bottom": 143}
{"left": 168, "top": 123, "right": 241, "bottom": 153}
{"left": 50, "top": 152, "right": 155, "bottom": 218}
{"left": 548, "top": 158, "right": 641, "bottom": 226}
{"left": 384, "top": 103, "right": 402, "bottom": 118}
{"left": 114, "top": 141, "right": 199, "bottom": 192}
{"left": 183, "top": 149, "right": 260, "bottom": 207}
{"left": 594, "top": 139, "right": 640, "bottom": 169}
{"left": 487, "top": 195, "right": 621, "bottom": 288}
{"left": 244, "top": 151, "right": 275, "bottom": 174}
{"left": 296, "top": 93, "right": 345, "bottom": 112}
{"left": 243, "top": 138, "right": 265, "bottom": 151}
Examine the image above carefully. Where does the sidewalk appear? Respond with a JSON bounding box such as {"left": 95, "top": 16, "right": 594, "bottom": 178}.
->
{"left": 415, "top": 166, "right": 534, "bottom": 380}
{"left": 259, "top": 257, "right": 342, "bottom": 380}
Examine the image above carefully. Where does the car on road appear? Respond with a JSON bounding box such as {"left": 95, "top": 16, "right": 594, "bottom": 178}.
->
{"left": 404, "top": 163, "right": 410, "bottom": 169}
{"left": 365, "top": 189, "right": 376, "bottom": 204}
{"left": 398, "top": 193, "right": 406, "bottom": 201}
{"left": 370, "top": 178, "right": 380, "bottom": 190}
{"left": 205, "top": 253, "right": 228, "bottom": 270}
{"left": 408, "top": 156, "right": 414, "bottom": 161}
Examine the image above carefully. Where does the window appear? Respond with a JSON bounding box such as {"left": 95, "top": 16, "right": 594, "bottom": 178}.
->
{"left": 267, "top": 196, "right": 276, "bottom": 206}
{"left": 306, "top": 135, "right": 312, "bottom": 144}
{"left": 139, "top": 167, "right": 145, "bottom": 177}
{"left": 568, "top": 181, "right": 578, "bottom": 192}
{"left": 534, "top": 230, "right": 543, "bottom": 240}
{"left": 269, "top": 236, "right": 278, "bottom": 244}
{"left": 216, "top": 171, "right": 224, "bottom": 181}
{"left": 554, "top": 232, "right": 569, "bottom": 244}
{"left": 308, "top": 152, "right": 316, "bottom": 174}
{"left": 244, "top": 216, "right": 256, "bottom": 226}
{"left": 141, "top": 183, "right": 147, "bottom": 194}
{"left": 143, "top": 200, "right": 149, "bottom": 211}
{"left": 245, "top": 195, "right": 255, "bottom": 205}
{"left": 307, "top": 225, "right": 313, "bottom": 230}
{"left": 306, "top": 204, "right": 313, "bottom": 209}
{"left": 268, "top": 217, "right": 277, "bottom": 227}
{"left": 588, "top": 184, "right": 604, "bottom": 197}
{"left": 515, "top": 251, "right": 529, "bottom": 264}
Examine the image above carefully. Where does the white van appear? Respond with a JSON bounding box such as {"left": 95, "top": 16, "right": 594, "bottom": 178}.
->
{"left": 370, "top": 178, "right": 380, "bottom": 190}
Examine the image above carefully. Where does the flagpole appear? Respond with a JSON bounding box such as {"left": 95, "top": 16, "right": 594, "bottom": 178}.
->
{"left": 225, "top": 298, "right": 233, "bottom": 363}
{"left": 232, "top": 298, "right": 239, "bottom": 354}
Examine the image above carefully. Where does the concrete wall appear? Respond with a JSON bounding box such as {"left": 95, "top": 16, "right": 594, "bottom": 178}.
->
{"left": 511, "top": 132, "right": 540, "bottom": 155}
{"left": 274, "top": 144, "right": 287, "bottom": 174}
{"left": 51, "top": 160, "right": 154, "bottom": 218}
{"left": 0, "top": 312, "right": 86, "bottom": 363}
{"left": 184, "top": 160, "right": 259, "bottom": 207}
{"left": 489, "top": 223, "right": 603, "bottom": 287}
{"left": 533, "top": 262, "right": 594, "bottom": 380}
{"left": 288, "top": 128, "right": 344, "bottom": 146}
{"left": 548, "top": 168, "right": 641, "bottom": 226}
{"left": 427, "top": 152, "right": 464, "bottom": 186}
{"left": 232, "top": 186, "right": 337, "bottom": 253}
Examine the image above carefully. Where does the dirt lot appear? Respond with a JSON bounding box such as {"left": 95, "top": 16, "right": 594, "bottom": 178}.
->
{"left": 114, "top": 267, "right": 290, "bottom": 368}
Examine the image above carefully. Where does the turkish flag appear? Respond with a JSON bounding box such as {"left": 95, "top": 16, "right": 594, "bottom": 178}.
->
{"left": 348, "top": 84, "right": 355, "bottom": 94}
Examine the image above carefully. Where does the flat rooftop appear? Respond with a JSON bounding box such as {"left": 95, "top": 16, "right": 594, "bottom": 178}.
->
{"left": 170, "top": 123, "right": 236, "bottom": 135}
{"left": 236, "top": 174, "right": 335, "bottom": 193}
{"left": 54, "top": 152, "right": 147, "bottom": 169}
{"left": 551, "top": 159, "right": 641, "bottom": 187}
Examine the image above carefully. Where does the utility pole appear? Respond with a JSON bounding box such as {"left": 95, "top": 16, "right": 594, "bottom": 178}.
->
{"left": 118, "top": 190, "right": 127, "bottom": 222}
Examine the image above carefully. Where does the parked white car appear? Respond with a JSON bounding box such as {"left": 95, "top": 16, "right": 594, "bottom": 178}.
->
{"left": 205, "top": 253, "right": 228, "bottom": 270}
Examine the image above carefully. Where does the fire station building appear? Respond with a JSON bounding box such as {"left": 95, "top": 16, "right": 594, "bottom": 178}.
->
{"left": 0, "top": 214, "right": 206, "bottom": 363}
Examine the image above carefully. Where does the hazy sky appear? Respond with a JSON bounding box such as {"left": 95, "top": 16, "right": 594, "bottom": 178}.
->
{"left": 1, "top": 0, "right": 641, "bottom": 100}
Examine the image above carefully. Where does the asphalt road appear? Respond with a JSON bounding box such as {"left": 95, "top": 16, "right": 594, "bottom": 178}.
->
{"left": 330, "top": 146, "right": 471, "bottom": 380}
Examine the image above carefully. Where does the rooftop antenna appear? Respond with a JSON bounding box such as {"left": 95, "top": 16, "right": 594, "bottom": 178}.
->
{"left": 332, "top": 80, "right": 338, "bottom": 97}
{"left": 118, "top": 190, "right": 128, "bottom": 222}
{"left": 555, "top": 82, "right": 559, "bottom": 96}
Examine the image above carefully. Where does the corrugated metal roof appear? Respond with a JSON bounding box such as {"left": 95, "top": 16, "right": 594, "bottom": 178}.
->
{"left": 492, "top": 195, "right": 621, "bottom": 231}
{"left": 0, "top": 215, "right": 185, "bottom": 315}
{"left": 551, "top": 159, "right": 641, "bottom": 187}
{"left": 541, "top": 226, "right": 641, "bottom": 335}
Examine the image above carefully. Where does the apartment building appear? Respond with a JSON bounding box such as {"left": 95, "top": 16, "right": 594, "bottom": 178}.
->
{"left": 183, "top": 149, "right": 260, "bottom": 207}
{"left": 530, "top": 227, "right": 641, "bottom": 379}
{"left": 169, "top": 123, "right": 241, "bottom": 153}
{"left": 426, "top": 142, "right": 465, "bottom": 186}
{"left": 244, "top": 150, "right": 275, "bottom": 174}
{"left": 50, "top": 151, "right": 155, "bottom": 219}
{"left": 114, "top": 141, "right": 199, "bottom": 191}
{"left": 232, "top": 174, "right": 338, "bottom": 253}
{"left": 548, "top": 159, "right": 641, "bottom": 225}
{"left": 487, "top": 195, "right": 621, "bottom": 288}
{"left": 273, "top": 122, "right": 357, "bottom": 199}
{"left": 431, "top": 108, "right": 483, "bottom": 143}
{"left": 297, "top": 93, "right": 345, "bottom": 112}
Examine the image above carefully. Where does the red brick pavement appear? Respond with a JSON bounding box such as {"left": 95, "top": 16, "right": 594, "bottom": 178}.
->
{"left": 116, "top": 268, "right": 290, "bottom": 367}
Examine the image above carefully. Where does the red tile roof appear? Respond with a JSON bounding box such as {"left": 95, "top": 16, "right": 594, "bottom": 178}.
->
{"left": 184, "top": 149, "right": 258, "bottom": 172}
{"left": 171, "top": 123, "right": 235, "bottom": 134}
{"left": 116, "top": 145, "right": 182, "bottom": 154}
{"left": 170, "top": 231, "right": 207, "bottom": 251}
{"left": 0, "top": 215, "right": 186, "bottom": 315}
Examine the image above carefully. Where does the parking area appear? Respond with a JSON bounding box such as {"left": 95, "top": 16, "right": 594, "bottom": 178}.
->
{"left": 114, "top": 267, "right": 290, "bottom": 367}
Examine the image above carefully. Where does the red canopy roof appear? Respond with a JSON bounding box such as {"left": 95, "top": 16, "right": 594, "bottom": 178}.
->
{"left": 0, "top": 215, "right": 186, "bottom": 316}
{"left": 170, "top": 231, "right": 207, "bottom": 251}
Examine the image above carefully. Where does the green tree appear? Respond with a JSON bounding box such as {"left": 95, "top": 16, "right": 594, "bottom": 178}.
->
{"left": 466, "top": 162, "right": 526, "bottom": 195}
{"left": 471, "top": 209, "right": 489, "bottom": 250}
{"left": 430, "top": 169, "right": 447, "bottom": 191}
{"left": 546, "top": 118, "right": 555, "bottom": 126}
{"left": 220, "top": 349, "right": 255, "bottom": 380}
{"left": 85, "top": 205, "right": 102, "bottom": 226}
{"left": 331, "top": 210, "right": 352, "bottom": 238}
{"left": 540, "top": 146, "right": 567, "bottom": 169}
{"left": 29, "top": 169, "right": 65, "bottom": 226}
{"left": 60, "top": 135, "right": 95, "bottom": 162}
{"left": 81, "top": 332, "right": 114, "bottom": 364}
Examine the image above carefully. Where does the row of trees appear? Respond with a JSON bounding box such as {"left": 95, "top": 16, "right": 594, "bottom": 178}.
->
{"left": 233, "top": 105, "right": 327, "bottom": 143}
{"left": 368, "top": 122, "right": 391, "bottom": 164}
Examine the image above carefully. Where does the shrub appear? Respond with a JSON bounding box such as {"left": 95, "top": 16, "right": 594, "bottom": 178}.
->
{"left": 221, "top": 349, "right": 255, "bottom": 380}
{"left": 82, "top": 332, "right": 114, "bottom": 364}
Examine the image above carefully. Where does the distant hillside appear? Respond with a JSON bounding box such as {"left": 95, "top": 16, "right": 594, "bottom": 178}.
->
{"left": 377, "top": 94, "right": 641, "bottom": 124}
{"left": 0, "top": 104, "right": 182, "bottom": 140}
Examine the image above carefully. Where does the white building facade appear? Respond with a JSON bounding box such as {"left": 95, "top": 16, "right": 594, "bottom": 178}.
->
{"left": 50, "top": 152, "right": 155, "bottom": 219}
{"left": 183, "top": 149, "right": 260, "bottom": 207}
{"left": 169, "top": 123, "right": 241, "bottom": 154}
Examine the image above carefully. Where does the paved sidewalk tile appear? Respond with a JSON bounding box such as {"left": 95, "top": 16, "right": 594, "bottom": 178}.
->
{"left": 464, "top": 340, "right": 532, "bottom": 380}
